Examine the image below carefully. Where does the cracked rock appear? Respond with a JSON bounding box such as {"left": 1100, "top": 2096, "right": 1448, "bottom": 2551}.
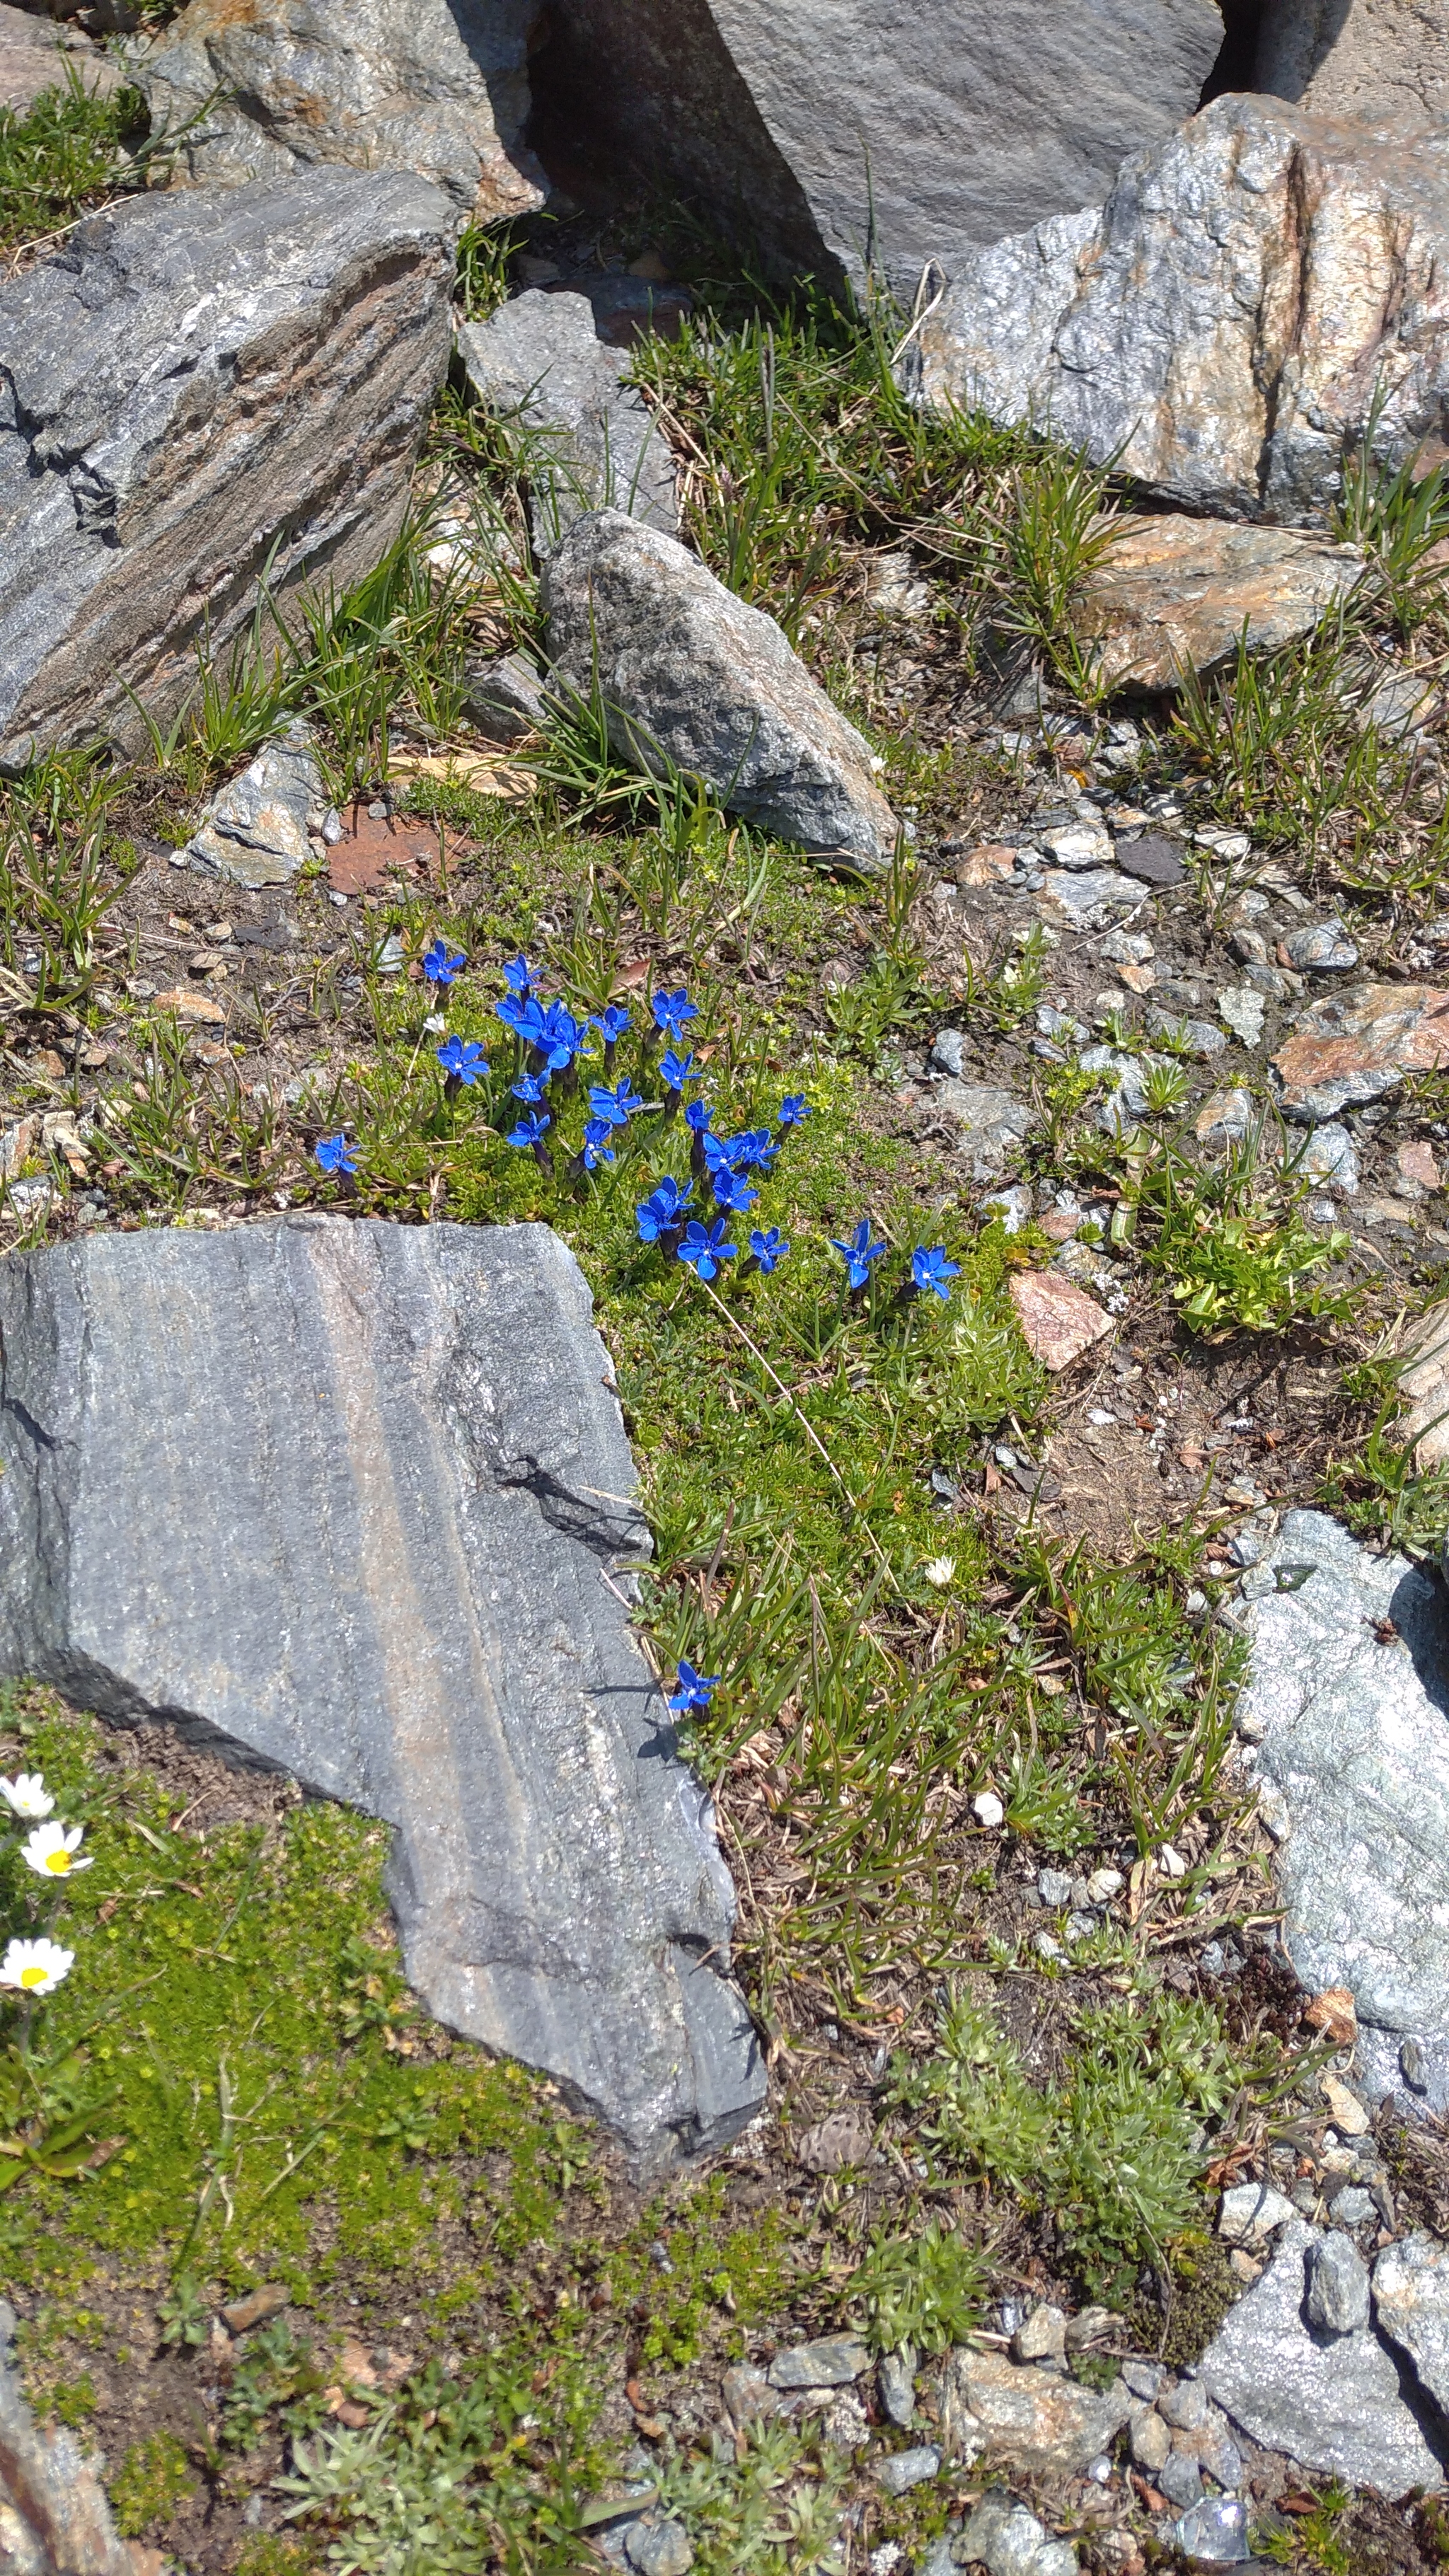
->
{"left": 543, "top": 511, "right": 896, "bottom": 872}
{"left": 1199, "top": 2219, "right": 1445, "bottom": 2495}
{"left": 940, "top": 2346, "right": 1130, "bottom": 2474}
{"left": 182, "top": 722, "right": 325, "bottom": 886}
{"left": 0, "top": 1218, "right": 763, "bottom": 2169}
{"left": 1271, "top": 982, "right": 1449, "bottom": 1121}
{"left": 912, "top": 92, "right": 1449, "bottom": 526}
{"left": 956, "top": 2493, "right": 1078, "bottom": 2576}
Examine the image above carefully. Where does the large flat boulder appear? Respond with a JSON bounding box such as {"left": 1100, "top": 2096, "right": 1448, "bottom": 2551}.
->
{"left": 457, "top": 290, "right": 680, "bottom": 555}
{"left": 1257, "top": 0, "right": 1449, "bottom": 127}
{"left": 542, "top": 508, "right": 897, "bottom": 871}
{"left": 0, "top": 171, "right": 452, "bottom": 770}
{"left": 538, "top": 0, "right": 1222, "bottom": 296}
{"left": 137, "top": 0, "right": 545, "bottom": 222}
{"left": 911, "top": 92, "right": 1449, "bottom": 526}
{"left": 0, "top": 1217, "right": 763, "bottom": 2168}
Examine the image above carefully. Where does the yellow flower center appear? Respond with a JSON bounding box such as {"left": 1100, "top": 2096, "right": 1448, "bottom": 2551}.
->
{"left": 18, "top": 1967, "right": 45, "bottom": 1990}
{"left": 42, "top": 1852, "right": 70, "bottom": 1874}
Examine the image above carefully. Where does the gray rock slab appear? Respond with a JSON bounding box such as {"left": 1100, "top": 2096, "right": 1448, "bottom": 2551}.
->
{"left": 1036, "top": 869, "right": 1147, "bottom": 932}
{"left": 874, "top": 2445, "right": 940, "bottom": 2496}
{"left": 0, "top": 172, "right": 452, "bottom": 769}
{"left": 1198, "top": 2220, "right": 1445, "bottom": 2497}
{"left": 181, "top": 721, "right": 323, "bottom": 886}
{"left": 137, "top": 0, "right": 546, "bottom": 221}
{"left": 768, "top": 2334, "right": 870, "bottom": 2389}
{"left": 0, "top": 2337, "right": 131, "bottom": 2575}
{"left": 541, "top": 0, "right": 1219, "bottom": 299}
{"left": 934, "top": 1081, "right": 1033, "bottom": 1180}
{"left": 1070, "top": 513, "right": 1365, "bottom": 690}
{"left": 1306, "top": 2230, "right": 1371, "bottom": 2335}
{"left": 457, "top": 291, "right": 679, "bottom": 553}
{"left": 0, "top": 1217, "right": 763, "bottom": 2168}
{"left": 1375, "top": 2233, "right": 1449, "bottom": 2413}
{"left": 911, "top": 93, "right": 1449, "bottom": 527}
{"left": 542, "top": 510, "right": 896, "bottom": 873}
{"left": 1172, "top": 2497, "right": 1251, "bottom": 2565}
{"left": 1235, "top": 1510, "right": 1449, "bottom": 2080}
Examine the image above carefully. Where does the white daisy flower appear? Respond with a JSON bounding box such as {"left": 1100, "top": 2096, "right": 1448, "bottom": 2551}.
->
{"left": 20, "top": 1822, "right": 92, "bottom": 1880}
{"left": 0, "top": 1937, "right": 72, "bottom": 1996}
{"left": 0, "top": 1774, "right": 54, "bottom": 1819}
{"left": 922, "top": 1556, "right": 956, "bottom": 1588}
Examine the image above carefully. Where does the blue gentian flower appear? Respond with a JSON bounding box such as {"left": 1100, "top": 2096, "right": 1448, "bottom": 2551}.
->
{"left": 580, "top": 1118, "right": 616, "bottom": 1169}
{"left": 669, "top": 1659, "right": 719, "bottom": 1713}
{"left": 591, "top": 1005, "right": 632, "bottom": 1048}
{"left": 538, "top": 1001, "right": 584, "bottom": 1071}
{"left": 831, "top": 1218, "right": 887, "bottom": 1290}
{"left": 659, "top": 1049, "right": 700, "bottom": 1094}
{"left": 712, "top": 1167, "right": 758, "bottom": 1216}
{"left": 315, "top": 1133, "right": 357, "bottom": 1176}
{"left": 507, "top": 1111, "right": 552, "bottom": 1150}
{"left": 652, "top": 987, "right": 698, "bottom": 1043}
{"left": 676, "top": 1219, "right": 736, "bottom": 1282}
{"left": 732, "top": 1126, "right": 778, "bottom": 1172}
{"left": 588, "top": 1080, "right": 645, "bottom": 1130}
{"left": 778, "top": 1094, "right": 812, "bottom": 1128}
{"left": 436, "top": 1036, "right": 489, "bottom": 1087}
{"left": 422, "top": 939, "right": 466, "bottom": 988}
{"left": 683, "top": 1098, "right": 714, "bottom": 1134}
{"left": 502, "top": 954, "right": 537, "bottom": 998}
{"left": 911, "top": 1245, "right": 962, "bottom": 1303}
{"left": 749, "top": 1227, "right": 789, "bottom": 1273}
{"left": 637, "top": 1177, "right": 694, "bottom": 1242}
{"left": 495, "top": 992, "right": 526, "bottom": 1035}
{"left": 700, "top": 1131, "right": 738, "bottom": 1176}
{"left": 512, "top": 1071, "right": 550, "bottom": 1103}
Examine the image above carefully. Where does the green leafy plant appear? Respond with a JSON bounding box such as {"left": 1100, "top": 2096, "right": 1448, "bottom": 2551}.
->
{"left": 157, "top": 2271, "right": 211, "bottom": 2351}
{"left": 109, "top": 2430, "right": 196, "bottom": 2538}
{"left": 848, "top": 2215, "right": 991, "bottom": 2353}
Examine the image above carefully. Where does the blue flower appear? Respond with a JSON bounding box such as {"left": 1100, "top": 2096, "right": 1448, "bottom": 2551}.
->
{"left": 749, "top": 1227, "right": 789, "bottom": 1273}
{"left": 911, "top": 1244, "right": 962, "bottom": 1303}
{"left": 712, "top": 1167, "right": 758, "bottom": 1216}
{"left": 676, "top": 1219, "right": 736, "bottom": 1282}
{"left": 683, "top": 1098, "right": 715, "bottom": 1135}
{"left": 778, "top": 1094, "right": 812, "bottom": 1128}
{"left": 659, "top": 1049, "right": 700, "bottom": 1094}
{"left": 831, "top": 1218, "right": 887, "bottom": 1290}
{"left": 700, "top": 1130, "right": 737, "bottom": 1176}
{"left": 508, "top": 995, "right": 583, "bottom": 1069}
{"left": 495, "top": 992, "right": 526, "bottom": 1036}
{"left": 732, "top": 1126, "right": 778, "bottom": 1172}
{"left": 580, "top": 1117, "right": 616, "bottom": 1169}
{"left": 588, "top": 1080, "right": 646, "bottom": 1130}
{"left": 436, "top": 1036, "right": 489, "bottom": 1086}
{"left": 652, "top": 987, "right": 698, "bottom": 1043}
{"left": 422, "top": 939, "right": 466, "bottom": 988}
{"left": 669, "top": 1658, "right": 719, "bottom": 1713}
{"left": 591, "top": 1005, "right": 632, "bottom": 1047}
{"left": 507, "top": 1111, "right": 552, "bottom": 1150}
{"left": 315, "top": 1133, "right": 357, "bottom": 1176}
{"left": 637, "top": 1176, "right": 694, "bottom": 1242}
{"left": 502, "top": 954, "right": 537, "bottom": 998}
{"left": 512, "top": 1070, "right": 550, "bottom": 1103}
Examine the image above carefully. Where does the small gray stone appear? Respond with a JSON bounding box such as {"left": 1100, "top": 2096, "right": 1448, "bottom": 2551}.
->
{"left": 768, "top": 2334, "right": 871, "bottom": 2390}
{"left": 1157, "top": 2450, "right": 1203, "bottom": 2510}
{"left": 1037, "top": 1870, "right": 1074, "bottom": 1908}
{"left": 1284, "top": 920, "right": 1359, "bottom": 973}
{"left": 1037, "top": 867, "right": 1148, "bottom": 932}
{"left": 979, "top": 1184, "right": 1033, "bottom": 1234}
{"left": 1373, "top": 2231, "right": 1449, "bottom": 2410}
{"left": 458, "top": 292, "right": 680, "bottom": 551}
{"left": 1218, "top": 988, "right": 1266, "bottom": 1049}
{"left": 1013, "top": 2304, "right": 1066, "bottom": 2363}
{"left": 1159, "top": 2378, "right": 1208, "bottom": 2431}
{"left": 1172, "top": 2496, "right": 1252, "bottom": 2565}
{"left": 1199, "top": 2219, "right": 1443, "bottom": 2497}
{"left": 1040, "top": 819, "right": 1112, "bottom": 870}
{"left": 625, "top": 2522, "right": 693, "bottom": 2576}
{"left": 1331, "top": 2186, "right": 1373, "bottom": 2226}
{"left": 543, "top": 512, "right": 896, "bottom": 873}
{"left": 1305, "top": 2230, "right": 1370, "bottom": 2335}
{"left": 1121, "top": 2359, "right": 1165, "bottom": 2399}
{"left": 1218, "top": 2180, "right": 1295, "bottom": 2244}
{"left": 957, "top": 2495, "right": 1078, "bottom": 2576}
{"left": 720, "top": 2364, "right": 776, "bottom": 2427}
{"left": 914, "top": 2543, "right": 957, "bottom": 2576}
{"left": 1145, "top": 1007, "right": 1228, "bottom": 1059}
{"left": 878, "top": 2349, "right": 917, "bottom": 2429}
{"left": 461, "top": 651, "right": 553, "bottom": 744}
{"left": 874, "top": 2444, "right": 942, "bottom": 2495}
{"left": 185, "top": 722, "right": 325, "bottom": 888}
{"left": 940, "top": 2347, "right": 1130, "bottom": 2475}
{"left": 0, "top": 1218, "right": 761, "bottom": 2170}
{"left": 1293, "top": 1121, "right": 1358, "bottom": 1195}
{"left": 931, "top": 1027, "right": 966, "bottom": 1077}
{"left": 1130, "top": 2408, "right": 1171, "bottom": 2471}
{"left": 1034, "top": 1005, "right": 1089, "bottom": 1044}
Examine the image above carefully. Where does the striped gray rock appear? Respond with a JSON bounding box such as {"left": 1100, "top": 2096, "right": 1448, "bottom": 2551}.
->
{"left": 136, "top": 0, "right": 546, "bottom": 221}
{"left": 0, "top": 170, "right": 452, "bottom": 769}
{"left": 0, "top": 1217, "right": 762, "bottom": 2166}
{"left": 911, "top": 92, "right": 1449, "bottom": 526}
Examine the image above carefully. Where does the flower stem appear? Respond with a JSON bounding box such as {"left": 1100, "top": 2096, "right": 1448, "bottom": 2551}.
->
{"left": 693, "top": 1276, "right": 891, "bottom": 1576}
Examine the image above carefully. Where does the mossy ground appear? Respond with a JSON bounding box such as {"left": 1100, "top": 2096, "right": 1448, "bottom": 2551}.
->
{"left": 0, "top": 136, "right": 1445, "bottom": 2576}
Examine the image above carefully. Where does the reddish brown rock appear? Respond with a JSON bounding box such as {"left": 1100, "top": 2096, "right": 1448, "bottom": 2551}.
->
{"left": 1271, "top": 983, "right": 1449, "bottom": 1121}
{"left": 1072, "top": 514, "right": 1364, "bottom": 691}
{"left": 1009, "top": 1271, "right": 1114, "bottom": 1370}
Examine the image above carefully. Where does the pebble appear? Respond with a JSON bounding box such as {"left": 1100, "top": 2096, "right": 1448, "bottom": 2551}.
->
{"left": 1157, "top": 2451, "right": 1203, "bottom": 2510}
{"left": 973, "top": 1790, "right": 1005, "bottom": 1828}
{"left": 1158, "top": 2379, "right": 1208, "bottom": 2432}
{"left": 768, "top": 2333, "right": 870, "bottom": 2389}
{"left": 1305, "top": 2230, "right": 1370, "bottom": 2335}
{"left": 1014, "top": 2304, "right": 1067, "bottom": 2363}
{"left": 1283, "top": 919, "right": 1358, "bottom": 971}
{"left": 1130, "top": 2409, "right": 1171, "bottom": 2471}
{"left": 1295, "top": 1121, "right": 1358, "bottom": 1195}
{"left": 1331, "top": 2185, "right": 1373, "bottom": 2226}
{"left": 1121, "top": 2360, "right": 1165, "bottom": 2399}
{"left": 1218, "top": 2180, "right": 1295, "bottom": 2243}
{"left": 980, "top": 1184, "right": 1033, "bottom": 1233}
{"left": 1145, "top": 1008, "right": 1227, "bottom": 1058}
{"left": 1101, "top": 930, "right": 1154, "bottom": 964}
{"left": 878, "top": 2350, "right": 917, "bottom": 2428}
{"left": 874, "top": 2444, "right": 941, "bottom": 2495}
{"left": 1321, "top": 2074, "right": 1370, "bottom": 2135}
{"left": 931, "top": 1027, "right": 965, "bottom": 1076}
{"left": 625, "top": 2523, "right": 693, "bottom": 2576}
{"left": 1218, "top": 988, "right": 1266, "bottom": 1047}
{"left": 1172, "top": 2495, "right": 1252, "bottom": 2565}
